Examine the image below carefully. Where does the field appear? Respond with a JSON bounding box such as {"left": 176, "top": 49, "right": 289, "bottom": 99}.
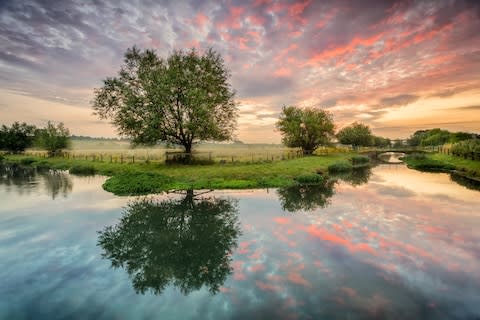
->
{"left": 25, "top": 139, "right": 351, "bottom": 164}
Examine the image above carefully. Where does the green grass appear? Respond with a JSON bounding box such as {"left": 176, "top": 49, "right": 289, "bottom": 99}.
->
{"left": 327, "top": 161, "right": 353, "bottom": 173}
{"left": 4, "top": 153, "right": 354, "bottom": 195}
{"left": 69, "top": 164, "right": 97, "bottom": 175}
{"left": 351, "top": 155, "right": 370, "bottom": 165}
{"left": 403, "top": 153, "right": 479, "bottom": 175}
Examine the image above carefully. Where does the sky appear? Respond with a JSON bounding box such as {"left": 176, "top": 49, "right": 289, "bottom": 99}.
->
{"left": 0, "top": 0, "right": 479, "bottom": 143}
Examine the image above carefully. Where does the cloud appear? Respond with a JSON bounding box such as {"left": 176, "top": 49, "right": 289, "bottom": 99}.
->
{"left": 1, "top": 0, "right": 480, "bottom": 140}
{"left": 379, "top": 94, "right": 420, "bottom": 107}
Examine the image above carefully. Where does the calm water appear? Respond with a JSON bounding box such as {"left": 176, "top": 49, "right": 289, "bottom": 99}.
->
{"left": 1, "top": 164, "right": 479, "bottom": 319}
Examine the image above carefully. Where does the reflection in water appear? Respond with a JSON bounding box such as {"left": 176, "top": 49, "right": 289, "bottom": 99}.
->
{"left": 98, "top": 191, "right": 241, "bottom": 295}
{"left": 378, "top": 152, "right": 405, "bottom": 163}
{"left": 333, "top": 166, "right": 372, "bottom": 186}
{"left": 277, "top": 179, "right": 336, "bottom": 212}
{"left": 277, "top": 168, "right": 371, "bottom": 213}
{"left": 0, "top": 164, "right": 72, "bottom": 199}
{"left": 450, "top": 172, "right": 480, "bottom": 191}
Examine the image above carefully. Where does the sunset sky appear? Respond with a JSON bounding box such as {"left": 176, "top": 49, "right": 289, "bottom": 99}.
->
{"left": 1, "top": 0, "right": 479, "bottom": 143}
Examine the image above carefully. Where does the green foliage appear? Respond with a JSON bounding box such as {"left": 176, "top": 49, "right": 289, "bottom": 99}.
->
{"left": 337, "top": 122, "right": 373, "bottom": 148}
{"left": 407, "top": 128, "right": 477, "bottom": 147}
{"left": 403, "top": 154, "right": 455, "bottom": 172}
{"left": 103, "top": 172, "right": 172, "bottom": 195}
{"left": 69, "top": 164, "right": 97, "bottom": 175}
{"left": 35, "top": 121, "right": 70, "bottom": 155}
{"left": 276, "top": 106, "right": 335, "bottom": 154}
{"left": 0, "top": 154, "right": 4, "bottom": 162}
{"left": 373, "top": 136, "right": 391, "bottom": 148}
{"left": 294, "top": 173, "right": 325, "bottom": 184}
{"left": 0, "top": 122, "right": 36, "bottom": 153}
{"left": 451, "top": 139, "right": 480, "bottom": 159}
{"left": 93, "top": 47, "right": 237, "bottom": 153}
{"left": 328, "top": 161, "right": 353, "bottom": 173}
{"left": 98, "top": 194, "right": 240, "bottom": 295}
{"left": 20, "top": 157, "right": 37, "bottom": 165}
{"left": 4, "top": 152, "right": 355, "bottom": 195}
{"left": 351, "top": 155, "right": 370, "bottom": 165}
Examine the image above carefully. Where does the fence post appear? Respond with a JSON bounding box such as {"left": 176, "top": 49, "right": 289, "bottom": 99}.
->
{"left": 132, "top": 156, "right": 135, "bottom": 164}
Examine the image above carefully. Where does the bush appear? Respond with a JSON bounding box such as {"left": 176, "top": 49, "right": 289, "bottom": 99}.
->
{"left": 451, "top": 139, "right": 480, "bottom": 159}
{"left": 69, "top": 164, "right": 97, "bottom": 175}
{"left": 328, "top": 161, "right": 353, "bottom": 173}
{"left": 0, "top": 154, "right": 4, "bottom": 162}
{"left": 20, "top": 157, "right": 37, "bottom": 165}
{"left": 351, "top": 155, "right": 369, "bottom": 165}
{"left": 295, "top": 173, "right": 326, "bottom": 184}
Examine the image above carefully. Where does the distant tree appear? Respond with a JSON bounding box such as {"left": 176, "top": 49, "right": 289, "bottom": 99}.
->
{"left": 35, "top": 122, "right": 70, "bottom": 156}
{"left": 0, "top": 122, "right": 36, "bottom": 153}
{"left": 373, "top": 136, "right": 391, "bottom": 148}
{"left": 336, "top": 122, "right": 373, "bottom": 149}
{"left": 276, "top": 106, "right": 335, "bottom": 154}
{"left": 392, "top": 139, "right": 405, "bottom": 148}
{"left": 92, "top": 47, "right": 237, "bottom": 154}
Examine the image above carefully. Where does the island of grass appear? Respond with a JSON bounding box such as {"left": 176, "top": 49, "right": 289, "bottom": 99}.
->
{"left": 3, "top": 153, "right": 362, "bottom": 195}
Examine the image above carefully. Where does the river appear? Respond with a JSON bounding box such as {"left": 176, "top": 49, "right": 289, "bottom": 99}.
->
{"left": 0, "top": 163, "right": 479, "bottom": 319}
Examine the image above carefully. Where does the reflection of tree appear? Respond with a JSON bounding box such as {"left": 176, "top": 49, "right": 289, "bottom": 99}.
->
{"left": 0, "top": 164, "right": 72, "bottom": 198}
{"left": 97, "top": 191, "right": 241, "bottom": 296}
{"left": 333, "top": 167, "right": 372, "bottom": 186}
{"left": 43, "top": 170, "right": 73, "bottom": 199}
{"left": 277, "top": 179, "right": 336, "bottom": 212}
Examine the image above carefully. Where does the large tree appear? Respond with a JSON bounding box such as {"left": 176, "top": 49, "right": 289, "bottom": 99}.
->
{"left": 92, "top": 47, "right": 237, "bottom": 153}
{"left": 276, "top": 106, "right": 335, "bottom": 154}
{"left": 336, "top": 122, "right": 373, "bottom": 149}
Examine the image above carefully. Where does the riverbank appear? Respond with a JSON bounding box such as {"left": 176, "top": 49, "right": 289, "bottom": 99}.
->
{"left": 2, "top": 153, "right": 357, "bottom": 195}
{"left": 403, "top": 153, "right": 480, "bottom": 181}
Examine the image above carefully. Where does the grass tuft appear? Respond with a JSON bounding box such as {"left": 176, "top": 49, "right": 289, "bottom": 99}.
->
{"left": 328, "top": 161, "right": 353, "bottom": 173}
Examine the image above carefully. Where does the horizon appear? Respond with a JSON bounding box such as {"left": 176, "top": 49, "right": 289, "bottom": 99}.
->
{"left": 1, "top": 0, "right": 480, "bottom": 142}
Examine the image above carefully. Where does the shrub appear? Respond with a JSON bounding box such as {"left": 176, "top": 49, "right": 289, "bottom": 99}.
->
{"left": 328, "top": 161, "right": 353, "bottom": 173}
{"left": 69, "top": 164, "right": 97, "bottom": 175}
{"left": 20, "top": 157, "right": 37, "bottom": 165}
{"left": 295, "top": 173, "right": 326, "bottom": 184}
{"left": 351, "top": 155, "right": 369, "bottom": 165}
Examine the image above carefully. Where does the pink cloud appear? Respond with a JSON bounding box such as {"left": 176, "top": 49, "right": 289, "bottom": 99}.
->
{"left": 273, "top": 216, "right": 290, "bottom": 224}
{"left": 287, "top": 271, "right": 312, "bottom": 288}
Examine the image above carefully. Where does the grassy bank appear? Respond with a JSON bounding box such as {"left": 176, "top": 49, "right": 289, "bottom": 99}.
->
{"left": 3, "top": 153, "right": 356, "bottom": 195}
{"left": 403, "top": 153, "right": 480, "bottom": 179}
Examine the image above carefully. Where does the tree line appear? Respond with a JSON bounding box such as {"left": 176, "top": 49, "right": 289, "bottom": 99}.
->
{"left": 0, "top": 121, "right": 70, "bottom": 155}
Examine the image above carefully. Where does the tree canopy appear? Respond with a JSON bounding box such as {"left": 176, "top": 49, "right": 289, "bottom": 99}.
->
{"left": 336, "top": 122, "right": 373, "bottom": 148}
{"left": 0, "top": 122, "right": 36, "bottom": 153}
{"left": 407, "top": 128, "right": 477, "bottom": 147}
{"left": 276, "top": 106, "right": 335, "bottom": 154}
{"left": 35, "top": 121, "right": 70, "bottom": 155}
{"left": 92, "top": 47, "right": 237, "bottom": 153}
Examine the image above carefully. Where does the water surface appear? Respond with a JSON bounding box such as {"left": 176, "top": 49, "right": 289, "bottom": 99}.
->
{"left": 0, "top": 164, "right": 479, "bottom": 319}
